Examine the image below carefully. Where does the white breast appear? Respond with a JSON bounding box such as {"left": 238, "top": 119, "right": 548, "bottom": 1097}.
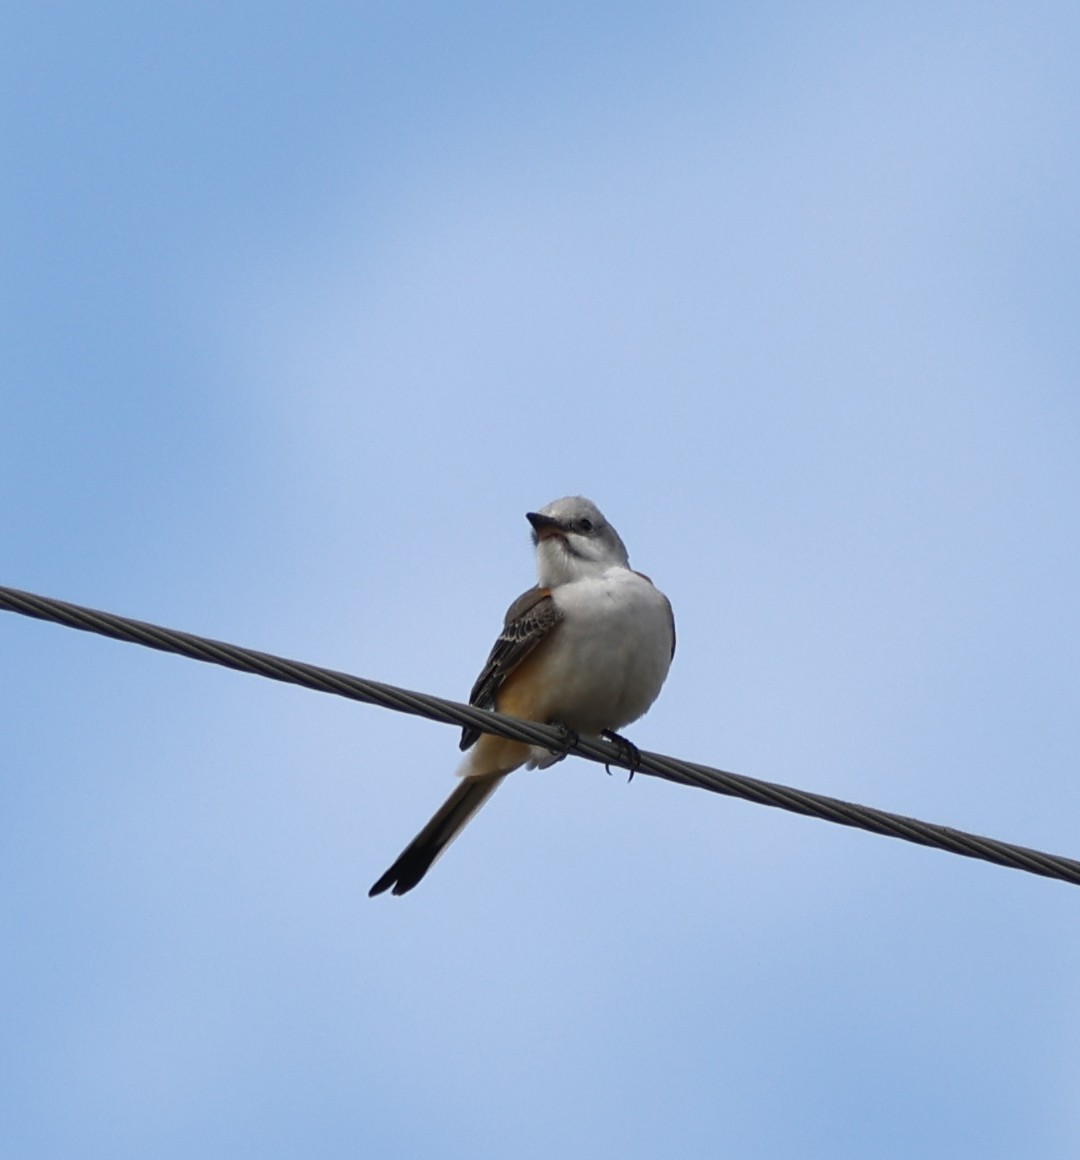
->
{"left": 543, "top": 567, "right": 674, "bottom": 736}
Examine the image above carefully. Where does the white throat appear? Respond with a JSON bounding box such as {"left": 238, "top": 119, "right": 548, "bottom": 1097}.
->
{"left": 536, "top": 537, "right": 625, "bottom": 587}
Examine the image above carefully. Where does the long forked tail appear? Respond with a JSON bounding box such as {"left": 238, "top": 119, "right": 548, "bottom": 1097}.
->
{"left": 368, "top": 774, "right": 507, "bottom": 896}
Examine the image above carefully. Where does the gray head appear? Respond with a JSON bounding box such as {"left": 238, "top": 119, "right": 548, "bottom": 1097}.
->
{"left": 526, "top": 496, "right": 630, "bottom": 585}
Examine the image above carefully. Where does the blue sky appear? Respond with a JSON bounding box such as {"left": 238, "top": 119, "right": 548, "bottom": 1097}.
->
{"left": 4, "top": 2, "right": 1080, "bottom": 1156}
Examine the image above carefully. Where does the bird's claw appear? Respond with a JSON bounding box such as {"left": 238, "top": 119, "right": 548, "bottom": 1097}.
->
{"left": 602, "top": 730, "right": 641, "bottom": 780}
{"left": 549, "top": 723, "right": 579, "bottom": 760}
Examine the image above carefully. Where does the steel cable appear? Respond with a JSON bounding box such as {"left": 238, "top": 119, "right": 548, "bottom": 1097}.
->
{"left": 2, "top": 583, "right": 1078, "bottom": 889}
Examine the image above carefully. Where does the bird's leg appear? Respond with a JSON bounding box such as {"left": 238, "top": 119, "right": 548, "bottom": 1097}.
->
{"left": 602, "top": 730, "right": 641, "bottom": 780}
{"left": 547, "top": 722, "right": 580, "bottom": 762}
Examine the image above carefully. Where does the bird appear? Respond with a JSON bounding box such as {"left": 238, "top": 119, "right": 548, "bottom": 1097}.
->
{"left": 368, "top": 495, "right": 675, "bottom": 896}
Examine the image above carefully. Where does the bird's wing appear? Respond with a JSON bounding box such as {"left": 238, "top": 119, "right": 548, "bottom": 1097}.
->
{"left": 459, "top": 586, "right": 562, "bottom": 751}
{"left": 370, "top": 588, "right": 562, "bottom": 897}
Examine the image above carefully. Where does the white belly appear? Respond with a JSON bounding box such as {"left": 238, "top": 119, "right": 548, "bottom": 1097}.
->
{"left": 541, "top": 568, "right": 674, "bottom": 736}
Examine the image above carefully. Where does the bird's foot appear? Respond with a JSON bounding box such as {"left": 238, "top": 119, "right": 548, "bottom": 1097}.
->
{"left": 548, "top": 723, "right": 580, "bottom": 762}
{"left": 602, "top": 730, "right": 641, "bottom": 780}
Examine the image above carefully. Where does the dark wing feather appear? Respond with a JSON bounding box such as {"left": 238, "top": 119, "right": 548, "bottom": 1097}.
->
{"left": 459, "top": 587, "right": 562, "bottom": 750}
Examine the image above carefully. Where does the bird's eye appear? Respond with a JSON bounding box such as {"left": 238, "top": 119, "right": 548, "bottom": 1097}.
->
{"left": 577, "top": 518, "right": 594, "bottom": 533}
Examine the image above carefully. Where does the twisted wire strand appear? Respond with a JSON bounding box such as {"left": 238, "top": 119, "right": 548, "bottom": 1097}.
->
{"left": 2, "top": 582, "right": 1078, "bottom": 889}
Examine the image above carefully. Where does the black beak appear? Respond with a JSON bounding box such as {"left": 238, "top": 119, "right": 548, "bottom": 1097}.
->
{"left": 526, "top": 511, "right": 564, "bottom": 541}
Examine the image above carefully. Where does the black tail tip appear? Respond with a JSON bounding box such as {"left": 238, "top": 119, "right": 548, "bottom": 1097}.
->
{"left": 368, "top": 866, "right": 426, "bottom": 897}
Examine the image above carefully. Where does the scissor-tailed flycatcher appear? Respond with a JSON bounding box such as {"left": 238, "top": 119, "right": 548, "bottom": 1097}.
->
{"left": 369, "top": 495, "right": 675, "bottom": 896}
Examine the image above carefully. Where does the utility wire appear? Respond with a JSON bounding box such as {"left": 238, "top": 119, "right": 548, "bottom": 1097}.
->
{"left": 2, "top": 582, "right": 1078, "bottom": 889}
